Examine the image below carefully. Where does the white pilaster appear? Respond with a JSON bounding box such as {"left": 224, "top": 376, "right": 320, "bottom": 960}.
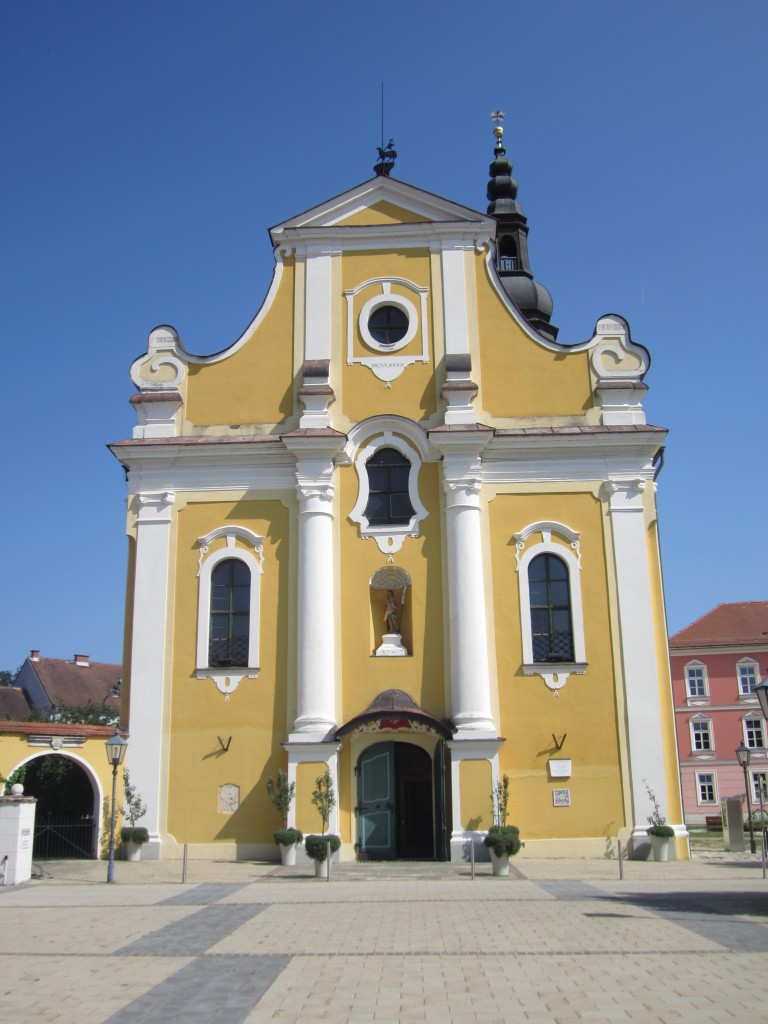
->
{"left": 283, "top": 741, "right": 341, "bottom": 837}
{"left": 126, "top": 490, "right": 175, "bottom": 858}
{"left": 433, "top": 433, "right": 496, "bottom": 737}
{"left": 606, "top": 480, "right": 677, "bottom": 851}
{"left": 440, "top": 247, "right": 470, "bottom": 356}
{"left": 304, "top": 250, "right": 334, "bottom": 362}
{"left": 283, "top": 435, "right": 345, "bottom": 741}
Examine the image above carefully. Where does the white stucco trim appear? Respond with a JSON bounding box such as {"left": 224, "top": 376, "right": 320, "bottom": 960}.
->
{"left": 305, "top": 250, "right": 334, "bottom": 362}
{"left": 605, "top": 480, "right": 673, "bottom": 841}
{"left": 195, "top": 527, "right": 264, "bottom": 695}
{"left": 282, "top": 742, "right": 341, "bottom": 837}
{"left": 345, "top": 278, "right": 429, "bottom": 382}
{"left": 514, "top": 522, "right": 586, "bottom": 688}
{"left": 128, "top": 490, "right": 175, "bottom": 856}
{"left": 129, "top": 261, "right": 285, "bottom": 383}
{"left": 441, "top": 247, "right": 471, "bottom": 356}
{"left": 348, "top": 431, "right": 428, "bottom": 555}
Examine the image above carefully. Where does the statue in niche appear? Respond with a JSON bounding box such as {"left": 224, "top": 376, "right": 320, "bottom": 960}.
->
{"left": 371, "top": 567, "right": 410, "bottom": 658}
{"left": 384, "top": 590, "right": 400, "bottom": 634}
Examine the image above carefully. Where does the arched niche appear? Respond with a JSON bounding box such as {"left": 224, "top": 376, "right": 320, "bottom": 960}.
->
{"left": 370, "top": 565, "right": 412, "bottom": 656}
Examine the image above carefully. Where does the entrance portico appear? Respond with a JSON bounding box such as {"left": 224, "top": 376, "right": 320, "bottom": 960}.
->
{"left": 336, "top": 690, "right": 452, "bottom": 862}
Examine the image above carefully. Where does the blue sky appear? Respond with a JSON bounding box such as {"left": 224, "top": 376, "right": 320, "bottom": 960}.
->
{"left": 1, "top": 1, "right": 766, "bottom": 669}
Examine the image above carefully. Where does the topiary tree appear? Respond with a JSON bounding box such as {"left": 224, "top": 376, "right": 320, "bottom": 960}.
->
{"left": 266, "top": 769, "right": 295, "bottom": 827}
{"left": 311, "top": 769, "right": 336, "bottom": 835}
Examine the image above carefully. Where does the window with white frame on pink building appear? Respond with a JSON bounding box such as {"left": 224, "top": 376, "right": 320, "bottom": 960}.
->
{"left": 691, "top": 719, "right": 713, "bottom": 751}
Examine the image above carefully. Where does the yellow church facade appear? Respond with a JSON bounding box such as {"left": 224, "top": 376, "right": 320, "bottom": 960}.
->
{"left": 111, "top": 132, "right": 686, "bottom": 862}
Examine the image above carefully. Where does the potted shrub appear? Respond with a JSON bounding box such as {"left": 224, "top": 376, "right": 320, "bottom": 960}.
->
{"left": 645, "top": 779, "right": 675, "bottom": 862}
{"left": 305, "top": 833, "right": 341, "bottom": 877}
{"left": 305, "top": 769, "right": 339, "bottom": 877}
{"left": 483, "top": 775, "right": 522, "bottom": 876}
{"left": 267, "top": 770, "right": 302, "bottom": 865}
{"left": 120, "top": 769, "right": 148, "bottom": 861}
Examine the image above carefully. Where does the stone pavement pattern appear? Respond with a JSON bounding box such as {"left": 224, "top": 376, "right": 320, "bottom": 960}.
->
{"left": 1, "top": 857, "right": 767, "bottom": 1023}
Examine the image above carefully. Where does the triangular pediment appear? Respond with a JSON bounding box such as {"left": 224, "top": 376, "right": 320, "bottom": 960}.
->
{"left": 270, "top": 175, "right": 492, "bottom": 242}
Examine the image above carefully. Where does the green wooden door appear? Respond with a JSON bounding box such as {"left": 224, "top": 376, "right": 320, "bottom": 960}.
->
{"left": 357, "top": 742, "right": 396, "bottom": 860}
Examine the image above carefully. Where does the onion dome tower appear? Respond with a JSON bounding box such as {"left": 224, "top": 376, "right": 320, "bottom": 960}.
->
{"left": 487, "top": 112, "right": 558, "bottom": 342}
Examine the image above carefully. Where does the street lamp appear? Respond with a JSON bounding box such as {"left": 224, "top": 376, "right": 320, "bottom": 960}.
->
{"left": 105, "top": 728, "right": 128, "bottom": 883}
{"left": 755, "top": 677, "right": 768, "bottom": 720}
{"left": 735, "top": 741, "right": 756, "bottom": 855}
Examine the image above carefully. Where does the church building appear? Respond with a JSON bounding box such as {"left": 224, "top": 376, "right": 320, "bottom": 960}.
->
{"left": 110, "top": 122, "right": 686, "bottom": 861}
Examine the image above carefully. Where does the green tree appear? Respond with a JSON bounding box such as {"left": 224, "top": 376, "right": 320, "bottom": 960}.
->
{"left": 266, "top": 769, "right": 295, "bottom": 827}
{"left": 56, "top": 701, "right": 119, "bottom": 726}
{"left": 311, "top": 769, "right": 336, "bottom": 835}
{"left": 122, "top": 769, "right": 147, "bottom": 827}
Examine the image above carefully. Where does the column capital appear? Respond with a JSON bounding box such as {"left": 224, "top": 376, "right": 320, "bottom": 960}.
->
{"left": 602, "top": 478, "right": 647, "bottom": 512}
{"left": 133, "top": 491, "right": 175, "bottom": 524}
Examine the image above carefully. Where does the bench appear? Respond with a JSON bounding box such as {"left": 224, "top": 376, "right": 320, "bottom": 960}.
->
{"left": 705, "top": 815, "right": 723, "bottom": 832}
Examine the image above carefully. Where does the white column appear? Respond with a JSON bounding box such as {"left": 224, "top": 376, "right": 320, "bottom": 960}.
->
{"left": 126, "top": 490, "right": 175, "bottom": 859}
{"left": 606, "top": 480, "right": 683, "bottom": 849}
{"left": 436, "top": 439, "right": 496, "bottom": 737}
{"left": 283, "top": 437, "right": 343, "bottom": 741}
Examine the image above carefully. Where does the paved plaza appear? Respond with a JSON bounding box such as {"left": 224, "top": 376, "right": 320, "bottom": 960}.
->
{"left": 1, "top": 855, "right": 767, "bottom": 1024}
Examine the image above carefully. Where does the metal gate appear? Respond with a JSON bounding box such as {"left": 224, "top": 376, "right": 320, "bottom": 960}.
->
{"left": 33, "top": 812, "right": 97, "bottom": 859}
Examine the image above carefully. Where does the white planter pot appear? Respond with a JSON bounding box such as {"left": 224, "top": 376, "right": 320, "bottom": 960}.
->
{"left": 313, "top": 858, "right": 328, "bottom": 878}
{"left": 650, "top": 835, "right": 672, "bottom": 862}
{"left": 489, "top": 849, "right": 510, "bottom": 876}
{"left": 279, "top": 842, "right": 298, "bottom": 866}
{"left": 123, "top": 840, "right": 142, "bottom": 862}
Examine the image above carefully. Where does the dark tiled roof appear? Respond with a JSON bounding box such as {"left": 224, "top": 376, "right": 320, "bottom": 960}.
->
{"left": 30, "top": 657, "right": 121, "bottom": 712}
{"left": 669, "top": 602, "right": 768, "bottom": 649}
{"left": 0, "top": 687, "right": 33, "bottom": 721}
{"left": 335, "top": 689, "right": 453, "bottom": 739}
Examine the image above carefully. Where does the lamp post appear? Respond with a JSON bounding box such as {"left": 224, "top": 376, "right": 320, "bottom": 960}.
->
{"left": 735, "top": 741, "right": 756, "bottom": 855}
{"left": 755, "top": 677, "right": 768, "bottom": 720}
{"left": 105, "top": 728, "right": 128, "bottom": 883}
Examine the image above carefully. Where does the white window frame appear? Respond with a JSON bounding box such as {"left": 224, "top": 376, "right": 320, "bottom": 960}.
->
{"left": 751, "top": 771, "right": 768, "bottom": 805}
{"left": 690, "top": 717, "right": 713, "bottom": 754}
{"left": 348, "top": 424, "right": 429, "bottom": 555}
{"left": 737, "top": 658, "right": 760, "bottom": 697}
{"left": 515, "top": 522, "right": 586, "bottom": 676}
{"left": 358, "top": 293, "right": 419, "bottom": 354}
{"left": 743, "top": 717, "right": 765, "bottom": 750}
{"left": 696, "top": 771, "right": 717, "bottom": 805}
{"left": 195, "top": 526, "right": 264, "bottom": 694}
{"left": 684, "top": 660, "right": 709, "bottom": 701}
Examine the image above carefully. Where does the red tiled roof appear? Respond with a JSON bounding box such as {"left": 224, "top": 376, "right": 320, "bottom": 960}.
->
{"left": 0, "top": 687, "right": 33, "bottom": 721}
{"left": 669, "top": 602, "right": 768, "bottom": 649}
{"left": 30, "top": 657, "right": 121, "bottom": 712}
{"left": 0, "top": 721, "right": 117, "bottom": 737}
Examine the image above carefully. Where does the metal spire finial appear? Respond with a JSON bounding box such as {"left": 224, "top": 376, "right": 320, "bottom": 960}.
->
{"left": 490, "top": 109, "right": 505, "bottom": 146}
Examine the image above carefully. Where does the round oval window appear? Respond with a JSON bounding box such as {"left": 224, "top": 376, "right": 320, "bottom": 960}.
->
{"left": 368, "top": 305, "right": 409, "bottom": 346}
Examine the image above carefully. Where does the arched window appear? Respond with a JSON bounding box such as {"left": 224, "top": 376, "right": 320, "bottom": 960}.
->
{"left": 363, "top": 447, "right": 415, "bottom": 526}
{"left": 498, "top": 235, "right": 519, "bottom": 271}
{"left": 528, "top": 553, "right": 574, "bottom": 663}
{"left": 208, "top": 559, "right": 251, "bottom": 667}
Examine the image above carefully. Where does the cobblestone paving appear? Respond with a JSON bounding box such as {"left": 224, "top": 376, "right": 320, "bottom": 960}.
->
{"left": 1, "top": 857, "right": 767, "bottom": 1023}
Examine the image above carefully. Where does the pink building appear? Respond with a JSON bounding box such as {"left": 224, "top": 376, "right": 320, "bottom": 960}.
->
{"left": 671, "top": 602, "right": 768, "bottom": 824}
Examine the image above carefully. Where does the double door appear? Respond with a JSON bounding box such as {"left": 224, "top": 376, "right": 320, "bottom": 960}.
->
{"left": 357, "top": 741, "right": 446, "bottom": 860}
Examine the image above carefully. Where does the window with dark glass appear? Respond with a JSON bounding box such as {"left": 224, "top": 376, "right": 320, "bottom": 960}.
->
{"left": 209, "top": 559, "right": 250, "bottom": 667}
{"left": 528, "top": 553, "right": 574, "bottom": 662}
{"left": 368, "top": 305, "right": 409, "bottom": 345}
{"left": 363, "top": 447, "right": 415, "bottom": 526}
